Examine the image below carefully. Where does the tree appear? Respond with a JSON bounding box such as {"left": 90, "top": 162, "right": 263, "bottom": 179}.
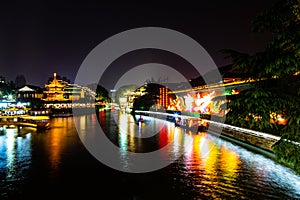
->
{"left": 15, "top": 75, "right": 26, "bottom": 88}
{"left": 221, "top": 0, "right": 300, "bottom": 173}
{"left": 87, "top": 83, "right": 110, "bottom": 102}
{"left": 96, "top": 84, "right": 110, "bottom": 102}
{"left": 132, "top": 83, "right": 164, "bottom": 111}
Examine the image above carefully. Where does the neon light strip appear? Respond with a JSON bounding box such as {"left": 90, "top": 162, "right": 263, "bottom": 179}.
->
{"left": 135, "top": 110, "right": 279, "bottom": 139}
{"left": 135, "top": 110, "right": 300, "bottom": 147}
{"left": 169, "top": 79, "right": 260, "bottom": 94}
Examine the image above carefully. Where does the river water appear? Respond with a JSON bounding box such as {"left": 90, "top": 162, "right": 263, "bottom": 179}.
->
{"left": 0, "top": 110, "right": 300, "bottom": 199}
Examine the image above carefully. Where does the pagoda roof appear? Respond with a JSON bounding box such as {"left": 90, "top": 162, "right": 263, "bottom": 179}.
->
{"left": 45, "top": 72, "right": 66, "bottom": 88}
{"left": 18, "top": 85, "right": 35, "bottom": 92}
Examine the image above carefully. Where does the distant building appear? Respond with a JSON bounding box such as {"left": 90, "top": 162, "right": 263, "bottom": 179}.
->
{"left": 17, "top": 85, "right": 43, "bottom": 102}
{"left": 121, "top": 86, "right": 148, "bottom": 112}
{"left": 159, "top": 86, "right": 169, "bottom": 109}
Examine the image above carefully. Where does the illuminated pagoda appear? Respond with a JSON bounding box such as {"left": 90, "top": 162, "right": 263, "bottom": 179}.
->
{"left": 42, "top": 73, "right": 82, "bottom": 109}
{"left": 42, "top": 72, "right": 96, "bottom": 110}
{"left": 43, "top": 72, "right": 72, "bottom": 101}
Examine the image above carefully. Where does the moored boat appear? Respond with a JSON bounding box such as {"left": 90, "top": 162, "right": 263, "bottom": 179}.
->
{"left": 175, "top": 117, "right": 209, "bottom": 132}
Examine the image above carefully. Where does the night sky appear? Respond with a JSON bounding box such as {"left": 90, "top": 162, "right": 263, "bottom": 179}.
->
{"left": 0, "top": 1, "right": 274, "bottom": 88}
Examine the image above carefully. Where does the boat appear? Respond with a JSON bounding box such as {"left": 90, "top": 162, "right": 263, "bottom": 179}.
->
{"left": 19, "top": 115, "right": 50, "bottom": 130}
{"left": 174, "top": 117, "right": 209, "bottom": 132}
{"left": 0, "top": 106, "right": 50, "bottom": 132}
{"left": 137, "top": 115, "right": 145, "bottom": 123}
{"left": 135, "top": 115, "right": 151, "bottom": 125}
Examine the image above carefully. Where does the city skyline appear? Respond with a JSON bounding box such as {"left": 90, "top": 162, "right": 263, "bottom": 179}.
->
{"left": 0, "top": 1, "right": 273, "bottom": 87}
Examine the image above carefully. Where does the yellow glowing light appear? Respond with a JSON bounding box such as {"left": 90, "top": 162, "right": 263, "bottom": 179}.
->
{"left": 232, "top": 89, "right": 239, "bottom": 95}
{"left": 219, "top": 145, "right": 241, "bottom": 180}
{"left": 270, "top": 112, "right": 287, "bottom": 125}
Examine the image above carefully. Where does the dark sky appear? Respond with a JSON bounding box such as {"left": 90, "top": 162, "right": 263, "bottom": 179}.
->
{"left": 0, "top": 1, "right": 274, "bottom": 87}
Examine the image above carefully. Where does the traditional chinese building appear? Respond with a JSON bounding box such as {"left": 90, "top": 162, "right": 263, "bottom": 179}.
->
{"left": 42, "top": 72, "right": 83, "bottom": 102}
{"left": 42, "top": 73, "right": 96, "bottom": 111}
{"left": 17, "top": 85, "right": 43, "bottom": 102}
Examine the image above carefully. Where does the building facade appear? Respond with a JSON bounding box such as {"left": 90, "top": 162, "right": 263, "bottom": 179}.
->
{"left": 42, "top": 72, "right": 96, "bottom": 110}
{"left": 17, "top": 85, "right": 43, "bottom": 102}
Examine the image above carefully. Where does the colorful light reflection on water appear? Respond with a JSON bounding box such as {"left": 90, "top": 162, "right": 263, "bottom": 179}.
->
{"left": 0, "top": 111, "right": 299, "bottom": 199}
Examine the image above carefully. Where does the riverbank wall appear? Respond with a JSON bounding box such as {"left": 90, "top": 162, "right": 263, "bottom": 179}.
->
{"left": 208, "top": 124, "right": 279, "bottom": 153}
